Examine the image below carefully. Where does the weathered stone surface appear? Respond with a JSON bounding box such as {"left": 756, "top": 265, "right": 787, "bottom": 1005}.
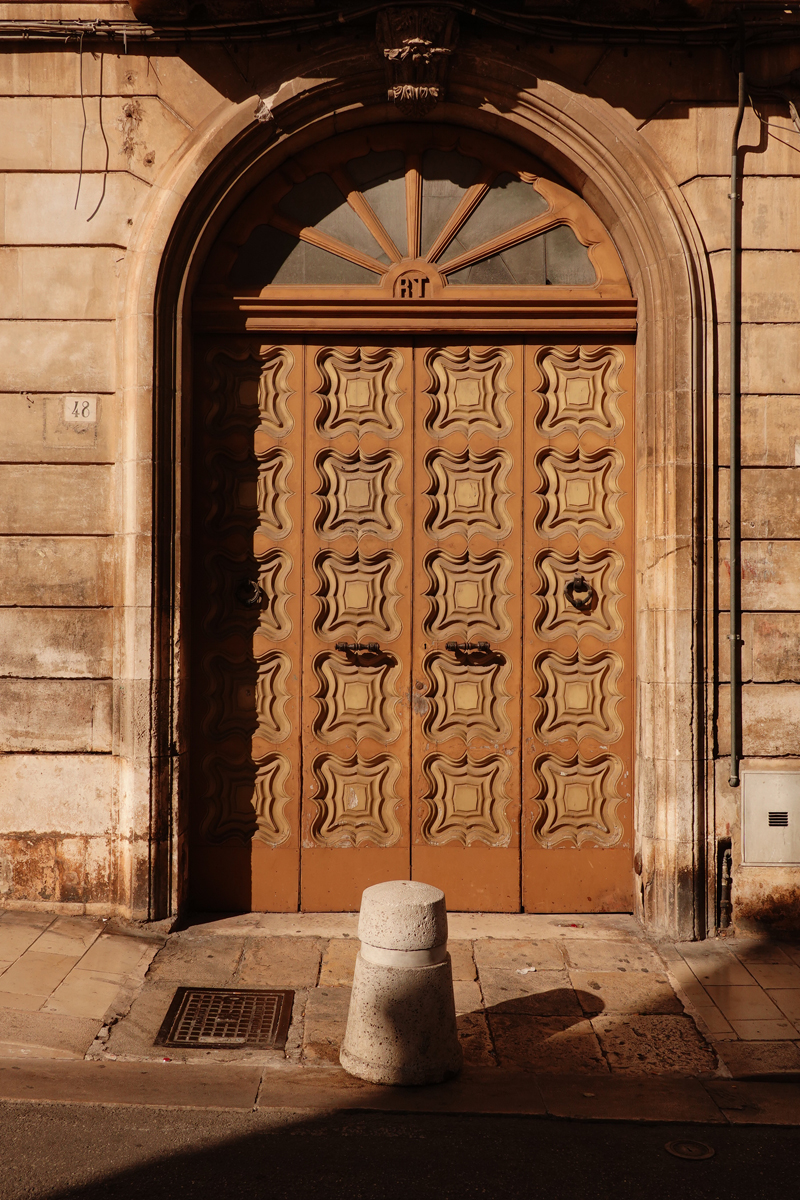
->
{"left": 0, "top": 466, "right": 113, "bottom": 534}
{"left": 569, "top": 970, "right": 683, "bottom": 1015}
{"left": 682, "top": 177, "right": 800, "bottom": 252}
{"left": 480, "top": 970, "right": 581, "bottom": 1017}
{"left": 342, "top": 882, "right": 461, "bottom": 1085}
{"left": 448, "top": 940, "right": 477, "bottom": 981}
{"left": 718, "top": 684, "right": 800, "bottom": 756}
{"left": 719, "top": 396, "right": 800, "bottom": 467}
{"left": 0, "top": 679, "right": 112, "bottom": 751}
{"left": 718, "top": 323, "right": 800, "bottom": 394}
{"left": 720, "top": 541, "right": 800, "bottom": 611}
{"left": 713, "top": 1038, "right": 800, "bottom": 1078}
{"left": 0, "top": 755, "right": 114, "bottom": 836}
{"left": 563, "top": 940, "right": 665, "bottom": 972}
{"left": 719, "top": 469, "right": 800, "bottom": 538}
{"left": 0, "top": 609, "right": 112, "bottom": 677}
{"left": 452, "top": 978, "right": 482, "bottom": 1014}
{"left": 0, "top": 537, "right": 113, "bottom": 606}
{"left": 0, "top": 832, "right": 114, "bottom": 906}
{"left": 14, "top": 248, "right": 120, "bottom": 320}
{"left": 474, "top": 939, "right": 565, "bottom": 973}
{"left": 0, "top": 250, "right": 21, "bottom": 319}
{"left": 592, "top": 1014, "right": 718, "bottom": 1074}
{"left": 750, "top": 615, "right": 800, "bottom": 682}
{"left": 4, "top": 172, "right": 149, "bottom": 247}
{"left": 489, "top": 1015, "right": 607, "bottom": 1073}
{"left": 358, "top": 880, "right": 448, "bottom": 951}
{"left": 340, "top": 953, "right": 462, "bottom": 1085}
{"left": 456, "top": 1011, "right": 495, "bottom": 1066}
{"left": 48, "top": 96, "right": 191, "bottom": 177}
{"left": 0, "top": 322, "right": 115, "bottom": 393}
{"left": 304, "top": 986, "right": 351, "bottom": 1064}
{"left": 0, "top": 1007, "right": 101, "bottom": 1059}
{"left": 645, "top": 104, "right": 800, "bottom": 183}
{"left": 319, "top": 937, "right": 358, "bottom": 987}
{"left": 235, "top": 937, "right": 323, "bottom": 988}
{"left": 146, "top": 936, "right": 241, "bottom": 986}
{"left": 0, "top": 394, "right": 116, "bottom": 463}
{"left": 589, "top": 44, "right": 730, "bottom": 120}
{"left": 0, "top": 97, "right": 52, "bottom": 169}
{"left": 712, "top": 252, "right": 800, "bottom": 323}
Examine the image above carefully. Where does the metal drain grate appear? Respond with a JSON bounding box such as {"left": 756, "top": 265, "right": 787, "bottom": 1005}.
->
{"left": 155, "top": 987, "right": 294, "bottom": 1050}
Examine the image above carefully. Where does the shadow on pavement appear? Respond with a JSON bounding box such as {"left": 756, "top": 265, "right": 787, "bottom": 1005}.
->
{"left": 5, "top": 1102, "right": 800, "bottom": 1200}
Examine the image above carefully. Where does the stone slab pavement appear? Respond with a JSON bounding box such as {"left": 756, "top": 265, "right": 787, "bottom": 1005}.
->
{"left": 2, "top": 907, "right": 800, "bottom": 1124}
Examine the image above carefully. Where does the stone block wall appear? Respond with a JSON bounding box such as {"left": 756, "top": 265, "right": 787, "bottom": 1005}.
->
{"left": 0, "top": 9, "right": 798, "bottom": 927}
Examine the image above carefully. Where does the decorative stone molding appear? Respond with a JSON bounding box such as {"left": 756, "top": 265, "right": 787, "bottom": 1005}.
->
{"left": 121, "top": 40, "right": 713, "bottom": 936}
{"left": 377, "top": 6, "right": 458, "bottom": 117}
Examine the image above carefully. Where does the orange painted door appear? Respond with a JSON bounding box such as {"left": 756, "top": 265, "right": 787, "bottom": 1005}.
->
{"left": 189, "top": 339, "right": 304, "bottom": 911}
{"left": 299, "top": 340, "right": 414, "bottom": 909}
{"left": 190, "top": 335, "right": 633, "bottom": 913}
{"left": 410, "top": 342, "right": 523, "bottom": 910}
{"left": 521, "top": 340, "right": 635, "bottom": 912}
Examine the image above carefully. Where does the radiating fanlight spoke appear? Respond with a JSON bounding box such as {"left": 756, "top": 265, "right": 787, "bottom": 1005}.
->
{"left": 405, "top": 152, "right": 422, "bottom": 260}
{"left": 329, "top": 165, "right": 404, "bottom": 263}
{"left": 268, "top": 211, "right": 388, "bottom": 276}
{"left": 437, "top": 204, "right": 578, "bottom": 277}
{"left": 228, "top": 134, "right": 602, "bottom": 289}
{"left": 426, "top": 169, "right": 496, "bottom": 263}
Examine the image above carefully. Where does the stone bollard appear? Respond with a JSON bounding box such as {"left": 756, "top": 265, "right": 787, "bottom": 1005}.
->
{"left": 339, "top": 880, "right": 462, "bottom": 1086}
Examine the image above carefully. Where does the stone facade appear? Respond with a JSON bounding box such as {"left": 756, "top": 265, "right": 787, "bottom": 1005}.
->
{"left": 1, "top": 1, "right": 799, "bottom": 937}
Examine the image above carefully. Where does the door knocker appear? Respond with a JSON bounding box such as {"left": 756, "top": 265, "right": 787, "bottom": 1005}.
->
{"left": 235, "top": 578, "right": 265, "bottom": 608}
{"left": 564, "top": 574, "right": 594, "bottom": 612}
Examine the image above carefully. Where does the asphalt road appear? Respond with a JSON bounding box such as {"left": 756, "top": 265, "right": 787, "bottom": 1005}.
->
{"left": 1, "top": 1103, "right": 798, "bottom": 1200}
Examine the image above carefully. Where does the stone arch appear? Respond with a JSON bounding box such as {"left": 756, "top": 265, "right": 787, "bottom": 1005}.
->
{"left": 118, "top": 44, "right": 713, "bottom": 937}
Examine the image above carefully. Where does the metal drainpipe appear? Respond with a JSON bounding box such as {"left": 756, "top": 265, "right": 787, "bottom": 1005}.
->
{"left": 728, "top": 39, "right": 746, "bottom": 788}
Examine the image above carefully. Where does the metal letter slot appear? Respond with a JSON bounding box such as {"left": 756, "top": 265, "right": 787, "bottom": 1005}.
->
{"left": 564, "top": 574, "right": 594, "bottom": 612}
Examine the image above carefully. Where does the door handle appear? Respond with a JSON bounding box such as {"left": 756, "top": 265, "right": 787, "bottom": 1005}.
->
{"left": 445, "top": 641, "right": 489, "bottom": 653}
{"left": 335, "top": 642, "right": 380, "bottom": 653}
{"left": 564, "top": 575, "right": 594, "bottom": 612}
{"left": 235, "top": 578, "right": 264, "bottom": 608}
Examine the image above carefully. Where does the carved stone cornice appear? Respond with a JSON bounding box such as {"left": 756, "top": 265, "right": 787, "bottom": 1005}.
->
{"left": 377, "top": 6, "right": 458, "bottom": 118}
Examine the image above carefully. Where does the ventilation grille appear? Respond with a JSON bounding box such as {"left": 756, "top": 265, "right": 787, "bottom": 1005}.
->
{"left": 769, "top": 811, "right": 789, "bottom": 828}
{"left": 155, "top": 987, "right": 294, "bottom": 1050}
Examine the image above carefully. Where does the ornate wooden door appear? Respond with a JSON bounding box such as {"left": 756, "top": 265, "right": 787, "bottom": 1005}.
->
{"left": 190, "top": 334, "right": 633, "bottom": 913}
{"left": 190, "top": 122, "right": 638, "bottom": 912}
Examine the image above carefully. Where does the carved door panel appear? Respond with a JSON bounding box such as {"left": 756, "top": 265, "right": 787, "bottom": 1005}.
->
{"left": 300, "top": 342, "right": 414, "bottom": 909}
{"left": 190, "top": 340, "right": 304, "bottom": 912}
{"left": 190, "top": 335, "right": 634, "bottom": 914}
{"left": 522, "top": 341, "right": 635, "bottom": 911}
{"left": 411, "top": 343, "right": 523, "bottom": 910}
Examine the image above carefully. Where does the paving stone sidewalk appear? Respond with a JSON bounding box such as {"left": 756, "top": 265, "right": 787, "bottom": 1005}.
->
{"left": 0, "top": 909, "right": 165, "bottom": 1059}
{"left": 3, "top": 908, "right": 800, "bottom": 1089}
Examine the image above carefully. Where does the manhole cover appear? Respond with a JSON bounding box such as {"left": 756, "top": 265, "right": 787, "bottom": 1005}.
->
{"left": 664, "top": 1140, "right": 715, "bottom": 1160}
{"left": 155, "top": 987, "right": 294, "bottom": 1050}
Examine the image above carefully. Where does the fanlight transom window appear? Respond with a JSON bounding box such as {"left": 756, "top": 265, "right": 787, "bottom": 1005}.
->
{"left": 207, "top": 127, "right": 628, "bottom": 295}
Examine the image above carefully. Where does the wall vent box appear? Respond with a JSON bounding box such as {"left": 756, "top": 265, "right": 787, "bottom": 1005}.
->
{"left": 742, "top": 772, "right": 800, "bottom": 865}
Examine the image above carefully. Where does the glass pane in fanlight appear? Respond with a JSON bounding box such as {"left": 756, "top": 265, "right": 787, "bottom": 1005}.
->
{"left": 347, "top": 150, "right": 407, "bottom": 257}
{"left": 446, "top": 225, "right": 594, "bottom": 286}
{"left": 230, "top": 225, "right": 381, "bottom": 287}
{"left": 439, "top": 173, "right": 549, "bottom": 264}
{"left": 543, "top": 224, "right": 596, "bottom": 284}
{"left": 420, "top": 149, "right": 482, "bottom": 256}
{"left": 276, "top": 173, "right": 390, "bottom": 265}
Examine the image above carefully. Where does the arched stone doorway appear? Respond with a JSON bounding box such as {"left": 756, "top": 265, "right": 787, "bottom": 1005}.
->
{"left": 120, "top": 46, "right": 713, "bottom": 936}
{"left": 188, "top": 123, "right": 637, "bottom": 913}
